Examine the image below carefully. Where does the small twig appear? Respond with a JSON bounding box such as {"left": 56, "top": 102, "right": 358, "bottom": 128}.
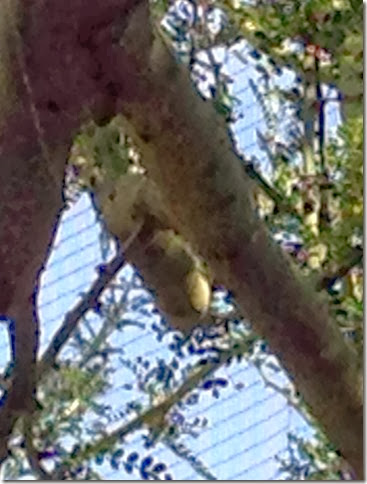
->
{"left": 241, "top": 159, "right": 298, "bottom": 217}
{"left": 254, "top": 361, "right": 316, "bottom": 429}
{"left": 39, "top": 221, "right": 144, "bottom": 378}
{"left": 0, "top": 219, "right": 140, "bottom": 465}
{"left": 23, "top": 418, "right": 52, "bottom": 480}
{"left": 243, "top": 161, "right": 283, "bottom": 208}
{"left": 317, "top": 246, "right": 363, "bottom": 292}
{"left": 164, "top": 437, "right": 218, "bottom": 480}
{"left": 243, "top": 159, "right": 362, "bottom": 296}
{"left": 52, "top": 338, "right": 253, "bottom": 474}
{"left": 315, "top": 58, "right": 325, "bottom": 172}
{"left": 315, "top": 57, "right": 331, "bottom": 233}
{"left": 39, "top": 251, "right": 126, "bottom": 377}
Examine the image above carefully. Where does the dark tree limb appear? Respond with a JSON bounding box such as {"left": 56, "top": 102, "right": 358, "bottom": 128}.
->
{"left": 114, "top": 18, "right": 363, "bottom": 476}
{"left": 0, "top": 278, "right": 44, "bottom": 464}
{"left": 0, "top": 0, "right": 140, "bottom": 463}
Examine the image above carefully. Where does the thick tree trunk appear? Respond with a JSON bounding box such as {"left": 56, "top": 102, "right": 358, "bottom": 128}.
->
{"left": 0, "top": 0, "right": 362, "bottom": 477}
{"left": 0, "top": 0, "right": 140, "bottom": 458}
{"left": 117, "top": 12, "right": 363, "bottom": 477}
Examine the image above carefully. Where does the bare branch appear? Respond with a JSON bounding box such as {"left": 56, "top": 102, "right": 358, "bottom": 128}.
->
{"left": 242, "top": 159, "right": 294, "bottom": 214}
{"left": 39, "top": 251, "right": 126, "bottom": 377}
{"left": 318, "top": 246, "right": 363, "bottom": 292}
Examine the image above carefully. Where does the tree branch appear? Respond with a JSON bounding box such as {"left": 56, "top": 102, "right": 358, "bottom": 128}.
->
{"left": 0, "top": 285, "right": 42, "bottom": 464}
{"left": 317, "top": 246, "right": 363, "bottom": 292}
{"left": 242, "top": 158, "right": 295, "bottom": 215}
{"left": 53, "top": 337, "right": 250, "bottom": 477}
{"left": 39, "top": 251, "right": 126, "bottom": 377}
{"left": 116, "top": 22, "right": 363, "bottom": 476}
{"left": 0, "top": 1, "right": 143, "bottom": 460}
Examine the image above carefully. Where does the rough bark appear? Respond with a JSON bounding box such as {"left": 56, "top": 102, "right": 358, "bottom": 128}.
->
{"left": 0, "top": 0, "right": 362, "bottom": 477}
{"left": 83, "top": 169, "right": 212, "bottom": 333}
{"left": 116, "top": 8, "right": 363, "bottom": 476}
{"left": 0, "top": 0, "right": 142, "bottom": 460}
